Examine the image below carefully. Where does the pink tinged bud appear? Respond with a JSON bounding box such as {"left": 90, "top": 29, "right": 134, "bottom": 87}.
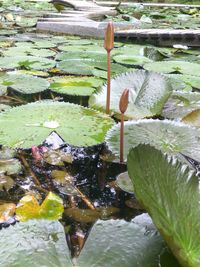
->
{"left": 104, "top": 22, "right": 114, "bottom": 53}
{"left": 40, "top": 146, "right": 48, "bottom": 153}
{"left": 31, "top": 146, "right": 42, "bottom": 161}
{"left": 119, "top": 89, "right": 129, "bottom": 114}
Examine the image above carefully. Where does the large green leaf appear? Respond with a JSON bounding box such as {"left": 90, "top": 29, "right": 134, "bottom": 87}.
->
{"left": 4, "top": 73, "right": 50, "bottom": 94}
{"left": 144, "top": 61, "right": 200, "bottom": 76}
{"left": 106, "top": 119, "right": 200, "bottom": 161}
{"left": 89, "top": 70, "right": 173, "bottom": 119}
{"left": 0, "top": 218, "right": 165, "bottom": 267}
{"left": 0, "top": 101, "right": 113, "bottom": 148}
{"left": 78, "top": 219, "right": 164, "bottom": 267}
{"left": 128, "top": 144, "right": 200, "bottom": 267}
{"left": 0, "top": 220, "right": 72, "bottom": 267}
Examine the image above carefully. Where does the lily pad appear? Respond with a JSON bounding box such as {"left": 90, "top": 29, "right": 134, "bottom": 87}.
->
{"left": 0, "top": 104, "right": 10, "bottom": 112}
{"left": 162, "top": 92, "right": 200, "bottom": 119}
{"left": 116, "top": 171, "right": 134, "bottom": 194}
{"left": 0, "top": 220, "right": 72, "bottom": 267}
{"left": 128, "top": 144, "right": 200, "bottom": 267}
{"left": 55, "top": 51, "right": 106, "bottom": 62}
{"left": 0, "top": 218, "right": 165, "bottom": 267}
{"left": 4, "top": 73, "right": 50, "bottom": 94}
{"left": 144, "top": 61, "right": 200, "bottom": 76}
{"left": 168, "top": 74, "right": 200, "bottom": 90}
{"left": 0, "top": 158, "right": 21, "bottom": 175}
{"left": 0, "top": 56, "right": 55, "bottom": 70}
{"left": 113, "top": 55, "right": 152, "bottom": 66}
{"left": 57, "top": 57, "right": 106, "bottom": 76}
{"left": 49, "top": 76, "right": 103, "bottom": 97}
{"left": 0, "top": 101, "right": 114, "bottom": 148}
{"left": 106, "top": 119, "right": 200, "bottom": 161}
{"left": 89, "top": 70, "right": 172, "bottom": 119}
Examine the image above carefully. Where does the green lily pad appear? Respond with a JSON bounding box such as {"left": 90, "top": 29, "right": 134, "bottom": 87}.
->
{"left": 116, "top": 171, "right": 134, "bottom": 193}
{"left": 168, "top": 74, "right": 200, "bottom": 90}
{"left": 33, "top": 40, "right": 57, "bottom": 48}
{"left": 0, "top": 218, "right": 165, "bottom": 267}
{"left": 0, "top": 85, "right": 7, "bottom": 96}
{"left": 78, "top": 219, "right": 164, "bottom": 267}
{"left": 58, "top": 44, "right": 105, "bottom": 53}
{"left": 49, "top": 76, "right": 103, "bottom": 96}
{"left": 166, "top": 75, "right": 192, "bottom": 92}
{"left": 144, "top": 61, "right": 200, "bottom": 76}
{"left": 106, "top": 119, "right": 200, "bottom": 161}
{"left": 0, "top": 220, "right": 72, "bottom": 267}
{"left": 15, "top": 17, "right": 37, "bottom": 27}
{"left": 27, "top": 48, "right": 56, "bottom": 58}
{"left": 4, "top": 73, "right": 50, "bottom": 94}
{"left": 14, "top": 69, "right": 49, "bottom": 77}
{"left": 0, "top": 29, "right": 18, "bottom": 36}
{"left": 162, "top": 92, "right": 200, "bottom": 119}
{"left": 89, "top": 70, "right": 173, "bottom": 119}
{"left": 65, "top": 39, "right": 94, "bottom": 46}
{"left": 128, "top": 144, "right": 200, "bottom": 267}
{"left": 0, "top": 56, "right": 56, "bottom": 70}
{"left": 0, "top": 101, "right": 114, "bottom": 148}
{"left": 57, "top": 57, "right": 107, "bottom": 76}
{"left": 113, "top": 55, "right": 152, "bottom": 66}
{"left": 0, "top": 104, "right": 10, "bottom": 112}
{"left": 55, "top": 51, "right": 106, "bottom": 62}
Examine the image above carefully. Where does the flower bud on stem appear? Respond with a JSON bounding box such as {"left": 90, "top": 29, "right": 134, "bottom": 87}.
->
{"left": 104, "top": 22, "right": 114, "bottom": 114}
{"left": 119, "top": 89, "right": 129, "bottom": 163}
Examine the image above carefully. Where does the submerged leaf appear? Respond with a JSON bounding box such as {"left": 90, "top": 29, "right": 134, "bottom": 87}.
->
{"left": 182, "top": 109, "right": 200, "bottom": 128}
{"left": 128, "top": 144, "right": 200, "bottom": 267}
{"left": 16, "top": 192, "right": 64, "bottom": 221}
{"left": 0, "top": 174, "right": 14, "bottom": 191}
{"left": 0, "top": 203, "right": 16, "bottom": 223}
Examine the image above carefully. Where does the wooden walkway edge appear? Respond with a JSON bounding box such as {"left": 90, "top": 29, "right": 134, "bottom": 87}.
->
{"left": 36, "top": 0, "right": 200, "bottom": 47}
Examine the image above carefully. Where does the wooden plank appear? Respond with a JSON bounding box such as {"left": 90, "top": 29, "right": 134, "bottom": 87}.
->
{"left": 115, "top": 28, "right": 200, "bottom": 47}
{"left": 96, "top": 1, "right": 200, "bottom": 8}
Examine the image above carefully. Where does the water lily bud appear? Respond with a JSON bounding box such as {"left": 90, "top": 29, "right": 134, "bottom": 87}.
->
{"left": 104, "top": 22, "right": 114, "bottom": 53}
{"left": 119, "top": 89, "right": 129, "bottom": 114}
{"left": 31, "top": 146, "right": 42, "bottom": 161}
